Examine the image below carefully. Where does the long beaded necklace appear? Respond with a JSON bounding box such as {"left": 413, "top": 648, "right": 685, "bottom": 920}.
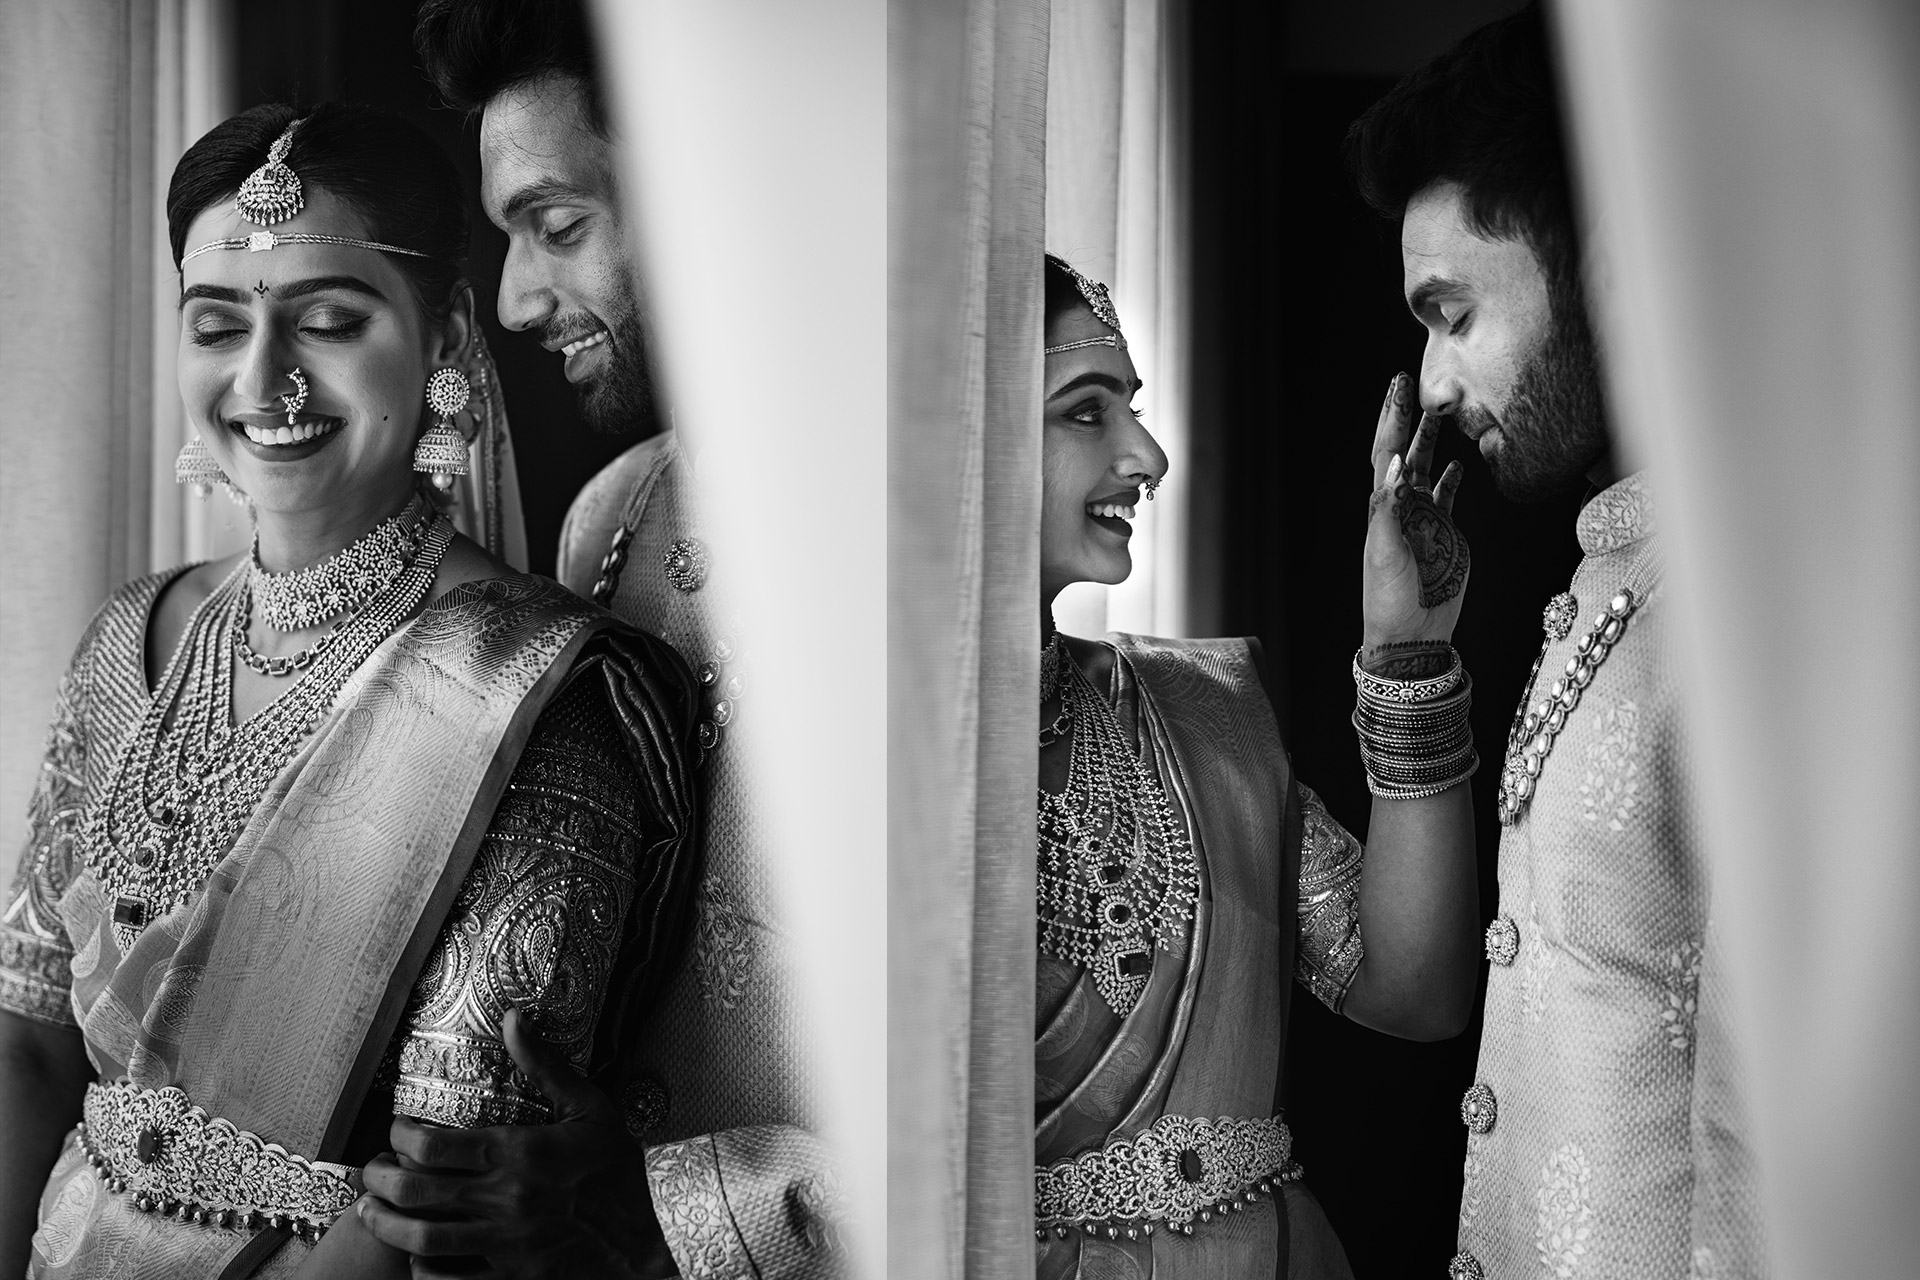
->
{"left": 1036, "top": 637, "right": 1197, "bottom": 1016}
{"left": 1497, "top": 546, "right": 1664, "bottom": 825}
{"left": 81, "top": 514, "right": 454, "bottom": 952}
{"left": 249, "top": 495, "right": 431, "bottom": 631}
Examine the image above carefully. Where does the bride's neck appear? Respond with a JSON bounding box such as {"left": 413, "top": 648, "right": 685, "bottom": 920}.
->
{"left": 253, "top": 479, "right": 420, "bottom": 572}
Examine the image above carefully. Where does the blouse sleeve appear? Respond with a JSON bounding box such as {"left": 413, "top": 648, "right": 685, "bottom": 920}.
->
{"left": 0, "top": 669, "right": 89, "bottom": 1028}
{"left": 1294, "top": 781, "right": 1365, "bottom": 1014}
{"left": 389, "top": 639, "right": 700, "bottom": 1127}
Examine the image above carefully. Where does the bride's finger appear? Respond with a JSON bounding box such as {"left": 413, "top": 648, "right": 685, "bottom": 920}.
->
{"left": 1403, "top": 410, "right": 1440, "bottom": 490}
{"left": 1433, "top": 460, "right": 1463, "bottom": 516}
{"left": 1371, "top": 372, "right": 1415, "bottom": 488}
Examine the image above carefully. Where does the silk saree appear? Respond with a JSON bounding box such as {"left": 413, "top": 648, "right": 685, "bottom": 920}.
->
{"left": 1, "top": 568, "right": 699, "bottom": 1279}
{"left": 1035, "top": 634, "right": 1361, "bottom": 1279}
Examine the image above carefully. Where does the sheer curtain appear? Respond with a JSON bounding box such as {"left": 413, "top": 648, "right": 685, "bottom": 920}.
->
{"left": 591, "top": 3, "right": 887, "bottom": 1276}
{"left": 1045, "top": 0, "right": 1189, "bottom": 640}
{"left": 0, "top": 0, "right": 232, "bottom": 859}
{"left": 1554, "top": 3, "right": 1920, "bottom": 1276}
{"left": 889, "top": 0, "right": 1049, "bottom": 1275}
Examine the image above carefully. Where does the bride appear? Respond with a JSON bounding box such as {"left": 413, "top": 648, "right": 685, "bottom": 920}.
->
{"left": 1032, "top": 254, "right": 1481, "bottom": 1277}
{"left": 0, "top": 103, "right": 697, "bottom": 1278}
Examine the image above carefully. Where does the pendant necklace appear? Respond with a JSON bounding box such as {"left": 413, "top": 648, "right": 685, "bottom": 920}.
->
{"left": 1035, "top": 638, "right": 1197, "bottom": 1016}
{"left": 81, "top": 513, "right": 454, "bottom": 953}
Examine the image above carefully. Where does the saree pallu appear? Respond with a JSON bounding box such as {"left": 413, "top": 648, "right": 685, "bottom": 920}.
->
{"left": 1036, "top": 633, "right": 1353, "bottom": 1279}
{"left": 5, "top": 570, "right": 699, "bottom": 1279}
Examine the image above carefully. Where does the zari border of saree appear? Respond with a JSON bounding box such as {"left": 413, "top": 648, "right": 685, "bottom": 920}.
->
{"left": 316, "top": 610, "right": 612, "bottom": 1161}
{"left": 217, "top": 601, "right": 619, "bottom": 1280}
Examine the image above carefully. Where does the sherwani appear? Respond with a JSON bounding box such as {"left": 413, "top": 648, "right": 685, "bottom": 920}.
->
{"left": 557, "top": 430, "right": 839, "bottom": 1279}
{"left": 1452, "top": 474, "right": 1767, "bottom": 1280}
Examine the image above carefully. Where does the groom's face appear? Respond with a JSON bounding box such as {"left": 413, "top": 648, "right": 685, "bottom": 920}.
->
{"left": 480, "top": 72, "right": 655, "bottom": 435}
{"left": 1402, "top": 180, "right": 1607, "bottom": 501}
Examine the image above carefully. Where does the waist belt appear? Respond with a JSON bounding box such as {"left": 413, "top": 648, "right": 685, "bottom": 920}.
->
{"left": 1034, "top": 1113, "right": 1302, "bottom": 1242}
{"left": 78, "top": 1080, "right": 361, "bottom": 1243}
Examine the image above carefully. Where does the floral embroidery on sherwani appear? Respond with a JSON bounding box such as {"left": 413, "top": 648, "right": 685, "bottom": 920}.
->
{"left": 1536, "top": 1143, "right": 1595, "bottom": 1278}
{"left": 1579, "top": 697, "right": 1642, "bottom": 832}
{"left": 1519, "top": 898, "right": 1556, "bottom": 1024}
{"left": 1663, "top": 939, "right": 1705, "bottom": 1053}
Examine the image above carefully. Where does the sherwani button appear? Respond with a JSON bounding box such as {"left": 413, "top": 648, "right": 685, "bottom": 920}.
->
{"left": 1448, "top": 1251, "right": 1485, "bottom": 1280}
{"left": 1484, "top": 916, "right": 1520, "bottom": 966}
{"left": 1461, "top": 1082, "right": 1497, "bottom": 1134}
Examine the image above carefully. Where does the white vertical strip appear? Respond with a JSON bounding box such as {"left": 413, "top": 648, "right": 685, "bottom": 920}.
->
{"left": 590, "top": 4, "right": 885, "bottom": 1275}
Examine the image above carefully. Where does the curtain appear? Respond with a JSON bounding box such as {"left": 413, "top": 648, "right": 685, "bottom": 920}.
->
{"left": 1553, "top": 3, "right": 1920, "bottom": 1276}
{"left": 0, "top": 0, "right": 232, "bottom": 862}
{"left": 889, "top": 0, "right": 1049, "bottom": 1275}
{"left": 1045, "top": 0, "right": 1190, "bottom": 640}
{"left": 590, "top": 3, "right": 887, "bottom": 1276}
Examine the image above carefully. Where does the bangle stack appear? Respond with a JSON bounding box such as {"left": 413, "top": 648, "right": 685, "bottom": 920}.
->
{"left": 1351, "top": 648, "right": 1479, "bottom": 800}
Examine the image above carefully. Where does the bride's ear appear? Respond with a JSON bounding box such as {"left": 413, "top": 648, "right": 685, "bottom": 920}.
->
{"left": 433, "top": 284, "right": 478, "bottom": 366}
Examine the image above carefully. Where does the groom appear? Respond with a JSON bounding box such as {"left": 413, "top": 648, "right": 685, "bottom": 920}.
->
{"left": 1347, "top": 8, "right": 1766, "bottom": 1278}
{"left": 354, "top": 3, "right": 838, "bottom": 1277}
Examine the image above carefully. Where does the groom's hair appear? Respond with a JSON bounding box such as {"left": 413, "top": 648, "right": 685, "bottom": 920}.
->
{"left": 414, "top": 0, "right": 608, "bottom": 134}
{"left": 1345, "top": 4, "right": 1582, "bottom": 305}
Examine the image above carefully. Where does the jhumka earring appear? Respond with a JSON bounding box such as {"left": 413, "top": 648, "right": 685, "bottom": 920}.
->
{"left": 414, "top": 367, "right": 471, "bottom": 491}
{"left": 173, "top": 434, "right": 228, "bottom": 498}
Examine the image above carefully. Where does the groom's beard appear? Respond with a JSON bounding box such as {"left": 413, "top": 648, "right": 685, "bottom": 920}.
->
{"left": 1456, "top": 294, "right": 1610, "bottom": 503}
{"left": 575, "top": 301, "right": 657, "bottom": 436}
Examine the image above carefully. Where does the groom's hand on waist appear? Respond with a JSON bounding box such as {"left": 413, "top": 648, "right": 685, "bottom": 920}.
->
{"left": 358, "top": 1008, "right": 674, "bottom": 1279}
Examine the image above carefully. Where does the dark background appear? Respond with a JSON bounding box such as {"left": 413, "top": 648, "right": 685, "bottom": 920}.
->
{"left": 234, "top": 0, "right": 637, "bottom": 578}
{"left": 1190, "top": 2, "right": 1579, "bottom": 1276}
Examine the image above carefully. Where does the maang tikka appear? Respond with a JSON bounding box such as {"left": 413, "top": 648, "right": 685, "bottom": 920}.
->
{"left": 414, "top": 367, "right": 471, "bottom": 490}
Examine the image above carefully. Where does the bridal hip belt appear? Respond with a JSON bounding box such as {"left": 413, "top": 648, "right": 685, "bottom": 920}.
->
{"left": 77, "top": 1079, "right": 361, "bottom": 1242}
{"left": 1034, "top": 1112, "right": 1303, "bottom": 1241}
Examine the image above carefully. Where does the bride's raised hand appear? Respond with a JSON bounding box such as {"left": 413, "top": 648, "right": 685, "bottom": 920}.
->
{"left": 1363, "top": 372, "right": 1469, "bottom": 654}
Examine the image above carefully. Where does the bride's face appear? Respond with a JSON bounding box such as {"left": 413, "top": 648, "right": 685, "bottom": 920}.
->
{"left": 176, "top": 186, "right": 467, "bottom": 524}
{"left": 1041, "top": 305, "right": 1165, "bottom": 599}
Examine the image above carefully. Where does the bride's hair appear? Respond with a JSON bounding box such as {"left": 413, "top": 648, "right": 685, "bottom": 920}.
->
{"left": 1044, "top": 253, "right": 1090, "bottom": 332}
{"left": 166, "top": 102, "right": 470, "bottom": 327}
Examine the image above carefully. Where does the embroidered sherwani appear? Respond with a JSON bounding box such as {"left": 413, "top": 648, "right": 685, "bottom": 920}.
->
{"left": 1452, "top": 474, "right": 1767, "bottom": 1280}
{"left": 558, "top": 430, "right": 838, "bottom": 1278}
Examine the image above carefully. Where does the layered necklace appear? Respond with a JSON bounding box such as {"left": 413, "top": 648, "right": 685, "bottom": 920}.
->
{"left": 1036, "top": 634, "right": 1197, "bottom": 1017}
{"left": 80, "top": 506, "right": 453, "bottom": 952}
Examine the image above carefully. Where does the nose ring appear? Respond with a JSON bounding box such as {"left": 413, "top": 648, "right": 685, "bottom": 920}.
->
{"left": 1143, "top": 476, "right": 1160, "bottom": 501}
{"left": 280, "top": 367, "right": 308, "bottom": 426}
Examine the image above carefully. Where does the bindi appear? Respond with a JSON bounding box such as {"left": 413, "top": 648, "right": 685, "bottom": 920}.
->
{"left": 254, "top": 280, "right": 271, "bottom": 297}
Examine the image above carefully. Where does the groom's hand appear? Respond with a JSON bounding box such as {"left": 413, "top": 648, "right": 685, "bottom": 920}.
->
{"left": 1363, "top": 372, "right": 1468, "bottom": 655}
{"left": 358, "top": 1009, "right": 674, "bottom": 1280}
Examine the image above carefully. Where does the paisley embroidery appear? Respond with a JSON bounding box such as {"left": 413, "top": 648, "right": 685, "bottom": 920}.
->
{"left": 693, "top": 873, "right": 756, "bottom": 1009}
{"left": 1579, "top": 697, "right": 1641, "bottom": 833}
{"left": 1662, "top": 939, "right": 1705, "bottom": 1053}
{"left": 1520, "top": 900, "right": 1556, "bottom": 1024}
{"left": 1535, "top": 1142, "right": 1594, "bottom": 1278}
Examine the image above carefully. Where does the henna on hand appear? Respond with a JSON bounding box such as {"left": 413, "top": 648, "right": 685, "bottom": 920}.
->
{"left": 1360, "top": 640, "right": 1454, "bottom": 679}
{"left": 1396, "top": 483, "right": 1470, "bottom": 608}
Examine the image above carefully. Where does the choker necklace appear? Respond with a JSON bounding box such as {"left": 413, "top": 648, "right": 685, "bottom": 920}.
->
{"left": 81, "top": 512, "right": 453, "bottom": 952}
{"left": 1036, "top": 649, "right": 1197, "bottom": 1016}
{"left": 250, "top": 495, "right": 432, "bottom": 632}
